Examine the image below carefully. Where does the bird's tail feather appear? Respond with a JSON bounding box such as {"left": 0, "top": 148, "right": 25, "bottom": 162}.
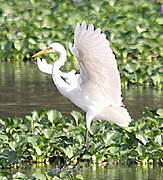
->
{"left": 96, "top": 106, "right": 132, "bottom": 127}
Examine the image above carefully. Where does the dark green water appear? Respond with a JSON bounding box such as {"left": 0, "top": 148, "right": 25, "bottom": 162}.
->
{"left": 0, "top": 62, "right": 163, "bottom": 179}
{"left": 0, "top": 62, "right": 162, "bottom": 119}
{"left": 80, "top": 165, "right": 163, "bottom": 180}
{"left": 7, "top": 164, "right": 163, "bottom": 180}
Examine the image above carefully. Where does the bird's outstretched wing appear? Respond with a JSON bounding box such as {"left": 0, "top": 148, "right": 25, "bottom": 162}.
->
{"left": 72, "top": 21, "right": 123, "bottom": 106}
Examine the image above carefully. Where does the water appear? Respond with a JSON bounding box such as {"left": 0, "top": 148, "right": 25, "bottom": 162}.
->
{"left": 0, "top": 62, "right": 163, "bottom": 179}
{"left": 80, "top": 165, "right": 163, "bottom": 180}
{"left": 0, "top": 62, "right": 75, "bottom": 118}
{"left": 6, "top": 164, "right": 163, "bottom": 180}
{"left": 0, "top": 62, "right": 162, "bottom": 119}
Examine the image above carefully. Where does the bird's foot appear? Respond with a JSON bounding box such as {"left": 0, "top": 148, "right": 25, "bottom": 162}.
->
{"left": 61, "top": 144, "right": 88, "bottom": 169}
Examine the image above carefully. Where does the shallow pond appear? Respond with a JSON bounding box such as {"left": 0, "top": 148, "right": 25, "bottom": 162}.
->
{"left": 0, "top": 62, "right": 162, "bottom": 119}
{"left": 0, "top": 62, "right": 163, "bottom": 179}
{"left": 3, "top": 164, "right": 163, "bottom": 180}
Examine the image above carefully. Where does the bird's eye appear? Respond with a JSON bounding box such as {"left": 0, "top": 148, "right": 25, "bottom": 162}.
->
{"left": 48, "top": 47, "right": 53, "bottom": 50}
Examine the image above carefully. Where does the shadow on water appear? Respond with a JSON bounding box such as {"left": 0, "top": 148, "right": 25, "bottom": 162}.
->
{"left": 0, "top": 62, "right": 162, "bottom": 119}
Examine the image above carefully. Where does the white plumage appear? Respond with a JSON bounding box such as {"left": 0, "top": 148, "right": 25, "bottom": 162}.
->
{"left": 33, "top": 21, "right": 132, "bottom": 135}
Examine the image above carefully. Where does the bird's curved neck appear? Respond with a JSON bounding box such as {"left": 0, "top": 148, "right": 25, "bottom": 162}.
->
{"left": 54, "top": 48, "right": 67, "bottom": 70}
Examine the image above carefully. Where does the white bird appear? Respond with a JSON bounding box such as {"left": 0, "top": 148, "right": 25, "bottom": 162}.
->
{"left": 32, "top": 21, "right": 132, "bottom": 147}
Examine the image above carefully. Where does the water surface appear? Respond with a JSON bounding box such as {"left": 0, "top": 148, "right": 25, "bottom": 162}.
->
{"left": 0, "top": 62, "right": 162, "bottom": 119}
{"left": 80, "top": 165, "right": 163, "bottom": 180}
{"left": 12, "top": 164, "right": 163, "bottom": 180}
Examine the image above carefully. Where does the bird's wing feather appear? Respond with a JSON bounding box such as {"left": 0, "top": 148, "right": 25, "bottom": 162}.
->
{"left": 73, "top": 21, "right": 122, "bottom": 106}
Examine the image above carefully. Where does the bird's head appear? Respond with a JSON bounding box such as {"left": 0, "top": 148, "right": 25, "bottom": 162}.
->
{"left": 32, "top": 42, "right": 65, "bottom": 58}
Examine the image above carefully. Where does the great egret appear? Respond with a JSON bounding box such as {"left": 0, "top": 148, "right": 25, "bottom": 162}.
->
{"left": 32, "top": 21, "right": 131, "bottom": 152}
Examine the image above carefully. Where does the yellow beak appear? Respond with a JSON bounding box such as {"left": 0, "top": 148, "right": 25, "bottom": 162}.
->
{"left": 32, "top": 48, "right": 51, "bottom": 58}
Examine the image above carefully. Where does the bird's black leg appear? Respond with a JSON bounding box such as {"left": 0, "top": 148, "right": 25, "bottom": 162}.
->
{"left": 71, "top": 129, "right": 90, "bottom": 168}
{"left": 61, "top": 129, "right": 90, "bottom": 169}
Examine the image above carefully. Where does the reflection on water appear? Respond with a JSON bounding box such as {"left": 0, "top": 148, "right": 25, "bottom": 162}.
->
{"left": 7, "top": 164, "right": 162, "bottom": 180}
{"left": 0, "top": 62, "right": 162, "bottom": 119}
{"left": 81, "top": 164, "right": 163, "bottom": 180}
{"left": 0, "top": 62, "right": 75, "bottom": 118}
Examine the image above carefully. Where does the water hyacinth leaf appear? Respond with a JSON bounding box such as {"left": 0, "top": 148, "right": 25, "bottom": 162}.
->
{"left": 151, "top": 73, "right": 161, "bottom": 85}
{"left": 136, "top": 143, "right": 143, "bottom": 156}
{"left": 7, "top": 33, "right": 15, "bottom": 40}
{"left": 0, "top": 135, "right": 8, "bottom": 142}
{"left": 136, "top": 25, "right": 147, "bottom": 33}
{"left": 136, "top": 134, "right": 148, "bottom": 145}
{"left": 49, "top": 176, "right": 61, "bottom": 180}
{"left": 62, "top": 147, "right": 74, "bottom": 158}
{"left": 46, "top": 170, "right": 56, "bottom": 177}
{"left": 27, "top": 136, "right": 42, "bottom": 155}
{"left": 157, "top": 109, "right": 163, "bottom": 118}
{"left": 125, "top": 64, "right": 134, "bottom": 73}
{"left": 59, "top": 170, "right": 73, "bottom": 178}
{"left": 47, "top": 110, "right": 62, "bottom": 123}
{"left": 75, "top": 135, "right": 83, "bottom": 144}
{"left": 0, "top": 176, "right": 8, "bottom": 180}
{"left": 28, "top": 38, "right": 36, "bottom": 45}
{"left": 70, "top": 111, "right": 82, "bottom": 125}
{"left": 91, "top": 155, "right": 96, "bottom": 163}
{"left": 43, "top": 129, "right": 54, "bottom": 139}
{"left": 1, "top": 0, "right": 162, "bottom": 88}
{"left": 30, "top": 172, "right": 47, "bottom": 180}
{"left": 108, "top": 146, "right": 119, "bottom": 154}
{"left": 0, "top": 107, "right": 162, "bottom": 168}
{"left": 76, "top": 174, "right": 84, "bottom": 180}
{"left": 47, "top": 110, "right": 57, "bottom": 123}
{"left": 155, "top": 135, "right": 162, "bottom": 145}
{"left": 32, "top": 111, "right": 39, "bottom": 121}
{"left": 103, "top": 131, "right": 116, "bottom": 144}
{"left": 28, "top": 136, "right": 37, "bottom": 145}
{"left": 14, "top": 40, "right": 23, "bottom": 51}
{"left": 8, "top": 142, "right": 17, "bottom": 151}
{"left": 34, "top": 146, "right": 42, "bottom": 156}
{"left": 12, "top": 172, "right": 26, "bottom": 179}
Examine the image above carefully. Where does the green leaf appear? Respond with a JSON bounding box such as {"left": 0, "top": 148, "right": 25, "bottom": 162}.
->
{"left": 136, "top": 143, "right": 143, "bottom": 156}
{"left": 155, "top": 135, "right": 162, "bottom": 145}
{"left": 27, "top": 137, "right": 42, "bottom": 155}
{"left": 76, "top": 174, "right": 84, "bottom": 180}
{"left": 59, "top": 170, "right": 73, "bottom": 178}
{"left": 157, "top": 109, "right": 163, "bottom": 118}
{"left": 43, "top": 129, "right": 53, "bottom": 139}
{"left": 12, "top": 172, "right": 26, "bottom": 179}
{"left": 71, "top": 111, "right": 82, "bottom": 125}
{"left": 0, "top": 177, "right": 8, "bottom": 180}
{"left": 136, "top": 134, "right": 148, "bottom": 145}
{"left": 108, "top": 146, "right": 119, "bottom": 154}
{"left": 35, "top": 146, "right": 42, "bottom": 156}
{"left": 47, "top": 110, "right": 62, "bottom": 123}
{"left": 14, "top": 40, "right": 22, "bottom": 51}
{"left": 103, "top": 131, "right": 116, "bottom": 144}
{"left": 8, "top": 142, "right": 17, "bottom": 151}
{"left": 63, "top": 147, "right": 74, "bottom": 158}
{"left": 51, "top": 176, "right": 61, "bottom": 180}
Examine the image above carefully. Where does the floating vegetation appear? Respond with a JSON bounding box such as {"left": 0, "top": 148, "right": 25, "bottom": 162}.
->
{"left": 0, "top": 0, "right": 162, "bottom": 87}
{"left": 0, "top": 108, "right": 162, "bottom": 169}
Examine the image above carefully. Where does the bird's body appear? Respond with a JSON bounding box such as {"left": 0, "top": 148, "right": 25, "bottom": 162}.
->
{"left": 33, "top": 21, "right": 132, "bottom": 135}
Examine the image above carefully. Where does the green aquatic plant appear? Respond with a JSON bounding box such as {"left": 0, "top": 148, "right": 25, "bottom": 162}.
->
{"left": 0, "top": 0, "right": 162, "bottom": 87}
{"left": 0, "top": 108, "right": 162, "bottom": 169}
